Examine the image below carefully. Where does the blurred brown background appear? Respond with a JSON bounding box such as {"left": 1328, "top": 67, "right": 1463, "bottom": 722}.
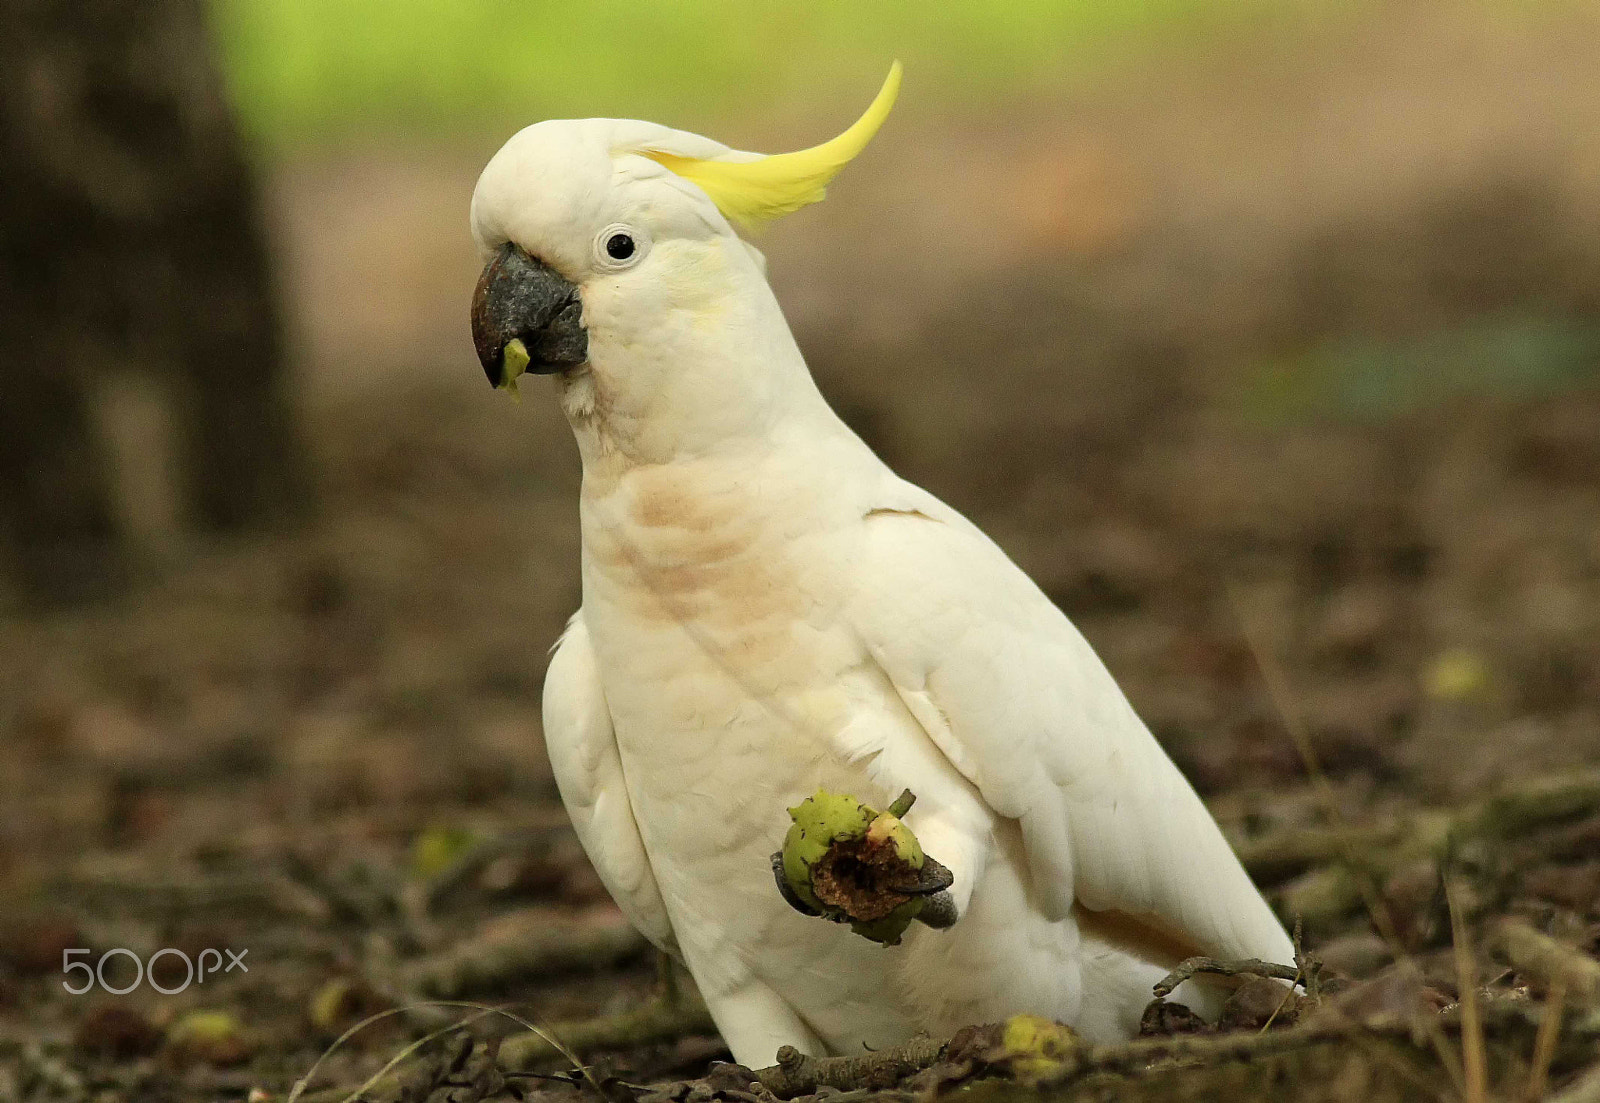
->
{"left": 2, "top": 0, "right": 1599, "bottom": 1097}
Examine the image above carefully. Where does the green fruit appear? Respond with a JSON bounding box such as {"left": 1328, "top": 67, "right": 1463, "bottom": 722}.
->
{"left": 997, "top": 1014, "right": 1079, "bottom": 1081}
{"left": 848, "top": 896, "right": 925, "bottom": 946}
{"left": 779, "top": 789, "right": 939, "bottom": 944}
{"left": 781, "top": 790, "right": 875, "bottom": 913}
{"left": 865, "top": 810, "right": 925, "bottom": 867}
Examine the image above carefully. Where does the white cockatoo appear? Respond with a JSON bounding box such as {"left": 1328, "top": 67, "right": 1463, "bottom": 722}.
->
{"left": 468, "top": 64, "right": 1292, "bottom": 1068}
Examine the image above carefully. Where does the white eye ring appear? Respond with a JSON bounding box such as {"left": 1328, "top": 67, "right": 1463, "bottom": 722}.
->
{"left": 593, "top": 223, "right": 649, "bottom": 271}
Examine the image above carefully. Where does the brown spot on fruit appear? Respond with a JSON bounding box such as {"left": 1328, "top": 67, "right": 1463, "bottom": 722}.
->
{"left": 809, "top": 833, "right": 919, "bottom": 923}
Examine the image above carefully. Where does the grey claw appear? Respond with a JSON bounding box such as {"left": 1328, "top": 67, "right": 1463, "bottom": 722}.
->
{"left": 886, "top": 855, "right": 955, "bottom": 896}
{"left": 771, "top": 851, "right": 822, "bottom": 917}
{"left": 915, "top": 891, "right": 959, "bottom": 929}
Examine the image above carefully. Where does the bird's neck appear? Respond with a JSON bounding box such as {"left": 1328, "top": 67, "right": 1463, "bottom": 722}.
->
{"left": 559, "top": 254, "right": 846, "bottom": 481}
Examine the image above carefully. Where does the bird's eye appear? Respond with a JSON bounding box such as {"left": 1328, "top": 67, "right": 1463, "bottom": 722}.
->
{"left": 593, "top": 223, "right": 649, "bottom": 270}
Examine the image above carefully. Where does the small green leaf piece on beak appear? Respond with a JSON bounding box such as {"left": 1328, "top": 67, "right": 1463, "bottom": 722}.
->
{"left": 499, "top": 337, "right": 531, "bottom": 397}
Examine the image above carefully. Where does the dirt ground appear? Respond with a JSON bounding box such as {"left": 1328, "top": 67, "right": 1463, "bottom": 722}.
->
{"left": 4, "top": 3, "right": 1600, "bottom": 1100}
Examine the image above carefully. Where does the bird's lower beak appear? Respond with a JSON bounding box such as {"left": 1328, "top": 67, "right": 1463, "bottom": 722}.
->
{"left": 470, "top": 243, "right": 588, "bottom": 390}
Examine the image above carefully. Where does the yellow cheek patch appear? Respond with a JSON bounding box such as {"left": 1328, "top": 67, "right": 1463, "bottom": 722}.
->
{"left": 643, "top": 61, "right": 901, "bottom": 229}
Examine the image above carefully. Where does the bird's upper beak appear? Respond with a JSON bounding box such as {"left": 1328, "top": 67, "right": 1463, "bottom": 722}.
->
{"left": 470, "top": 243, "right": 588, "bottom": 389}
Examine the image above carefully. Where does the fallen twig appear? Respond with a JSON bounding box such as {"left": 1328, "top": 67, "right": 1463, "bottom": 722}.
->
{"left": 755, "top": 1035, "right": 946, "bottom": 1098}
{"left": 1151, "top": 956, "right": 1302, "bottom": 999}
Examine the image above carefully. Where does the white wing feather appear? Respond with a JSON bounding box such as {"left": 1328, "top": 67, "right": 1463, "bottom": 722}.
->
{"left": 849, "top": 485, "right": 1292, "bottom": 965}
{"left": 543, "top": 612, "right": 677, "bottom": 954}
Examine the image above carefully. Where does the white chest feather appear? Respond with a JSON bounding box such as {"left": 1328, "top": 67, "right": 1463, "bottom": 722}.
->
{"left": 580, "top": 458, "right": 859, "bottom": 744}
{"left": 577, "top": 459, "right": 875, "bottom": 865}
{"left": 574, "top": 460, "right": 927, "bottom": 1013}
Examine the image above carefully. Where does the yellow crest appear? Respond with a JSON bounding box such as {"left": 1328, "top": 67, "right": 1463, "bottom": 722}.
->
{"left": 643, "top": 62, "right": 901, "bottom": 229}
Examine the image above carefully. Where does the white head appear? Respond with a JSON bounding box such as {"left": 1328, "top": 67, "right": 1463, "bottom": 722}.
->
{"left": 468, "top": 65, "right": 900, "bottom": 467}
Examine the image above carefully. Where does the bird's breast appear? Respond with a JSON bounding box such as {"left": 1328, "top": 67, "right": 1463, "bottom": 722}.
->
{"left": 581, "top": 460, "right": 850, "bottom": 685}
{"left": 576, "top": 457, "right": 873, "bottom": 837}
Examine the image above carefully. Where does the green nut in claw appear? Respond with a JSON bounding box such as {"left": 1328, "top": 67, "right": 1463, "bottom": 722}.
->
{"left": 865, "top": 810, "right": 925, "bottom": 868}
{"left": 782, "top": 790, "right": 875, "bottom": 913}
{"left": 849, "top": 896, "right": 925, "bottom": 946}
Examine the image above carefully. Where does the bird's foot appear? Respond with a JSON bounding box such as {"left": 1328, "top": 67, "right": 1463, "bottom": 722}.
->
{"left": 771, "top": 788, "right": 956, "bottom": 945}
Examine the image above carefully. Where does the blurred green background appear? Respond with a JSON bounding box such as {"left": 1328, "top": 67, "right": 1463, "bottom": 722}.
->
{"left": 213, "top": 0, "right": 1352, "bottom": 149}
{"left": 207, "top": 0, "right": 1600, "bottom": 424}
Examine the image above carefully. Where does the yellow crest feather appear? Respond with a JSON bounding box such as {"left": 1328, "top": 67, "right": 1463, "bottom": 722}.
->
{"left": 644, "top": 61, "right": 901, "bottom": 229}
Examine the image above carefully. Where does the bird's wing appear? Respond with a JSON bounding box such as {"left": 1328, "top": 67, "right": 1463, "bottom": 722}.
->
{"left": 543, "top": 611, "right": 677, "bottom": 954}
{"left": 848, "top": 489, "right": 1292, "bottom": 965}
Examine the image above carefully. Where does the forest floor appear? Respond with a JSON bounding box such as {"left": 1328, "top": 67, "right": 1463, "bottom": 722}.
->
{"left": 4, "top": 3, "right": 1600, "bottom": 1100}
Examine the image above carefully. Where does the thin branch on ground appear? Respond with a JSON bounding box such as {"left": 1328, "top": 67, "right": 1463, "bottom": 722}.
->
{"left": 1151, "top": 956, "right": 1302, "bottom": 999}
{"left": 755, "top": 1035, "right": 946, "bottom": 1098}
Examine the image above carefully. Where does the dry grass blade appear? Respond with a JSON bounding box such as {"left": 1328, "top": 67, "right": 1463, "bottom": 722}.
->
{"left": 1257, "top": 964, "right": 1303, "bottom": 1033}
{"left": 473, "top": 1004, "right": 594, "bottom": 1088}
{"left": 285, "top": 999, "right": 592, "bottom": 1103}
{"left": 337, "top": 1009, "right": 496, "bottom": 1103}
{"left": 1229, "top": 586, "right": 1470, "bottom": 1101}
{"left": 1228, "top": 589, "right": 1399, "bottom": 945}
{"left": 289, "top": 1005, "right": 434, "bottom": 1103}
{"left": 1260, "top": 920, "right": 1311, "bottom": 1033}
{"left": 1446, "top": 879, "right": 1488, "bottom": 1103}
{"left": 1523, "top": 977, "right": 1566, "bottom": 1103}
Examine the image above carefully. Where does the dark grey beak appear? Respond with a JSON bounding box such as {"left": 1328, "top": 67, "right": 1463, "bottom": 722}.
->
{"left": 470, "top": 243, "right": 588, "bottom": 386}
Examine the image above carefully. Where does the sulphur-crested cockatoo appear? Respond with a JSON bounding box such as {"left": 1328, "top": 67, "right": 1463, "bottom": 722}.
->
{"left": 468, "top": 63, "right": 1292, "bottom": 1067}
